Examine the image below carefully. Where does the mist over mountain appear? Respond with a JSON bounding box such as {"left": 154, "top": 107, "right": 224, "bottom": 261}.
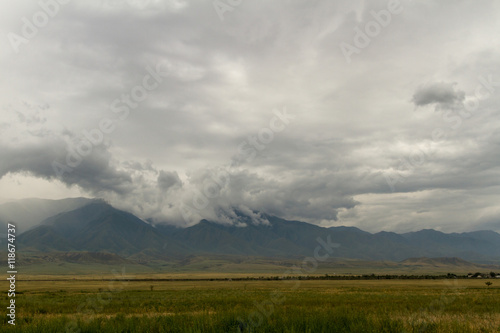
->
{"left": 0, "top": 197, "right": 95, "bottom": 233}
{"left": 15, "top": 200, "right": 500, "bottom": 264}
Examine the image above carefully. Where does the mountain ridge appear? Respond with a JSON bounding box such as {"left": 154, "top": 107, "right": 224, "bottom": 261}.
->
{"left": 16, "top": 201, "right": 500, "bottom": 264}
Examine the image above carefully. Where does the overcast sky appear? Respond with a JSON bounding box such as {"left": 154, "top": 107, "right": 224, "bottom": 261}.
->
{"left": 1, "top": 0, "right": 499, "bottom": 233}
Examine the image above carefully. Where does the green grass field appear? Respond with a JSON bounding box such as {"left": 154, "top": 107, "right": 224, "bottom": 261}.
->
{"left": 2, "top": 276, "right": 499, "bottom": 332}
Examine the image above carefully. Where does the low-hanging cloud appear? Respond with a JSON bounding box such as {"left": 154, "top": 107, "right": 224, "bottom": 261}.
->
{"left": 0, "top": 136, "right": 133, "bottom": 196}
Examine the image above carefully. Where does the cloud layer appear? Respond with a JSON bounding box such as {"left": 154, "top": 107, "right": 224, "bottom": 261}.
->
{"left": 1, "top": 0, "right": 500, "bottom": 232}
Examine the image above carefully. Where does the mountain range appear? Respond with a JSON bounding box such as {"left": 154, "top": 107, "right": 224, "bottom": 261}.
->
{"left": 6, "top": 198, "right": 500, "bottom": 265}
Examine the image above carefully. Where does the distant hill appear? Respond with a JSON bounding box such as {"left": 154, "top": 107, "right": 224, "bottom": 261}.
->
{"left": 0, "top": 197, "right": 94, "bottom": 233}
{"left": 9, "top": 251, "right": 131, "bottom": 265}
{"left": 18, "top": 202, "right": 190, "bottom": 256}
{"left": 400, "top": 257, "right": 500, "bottom": 270}
{"left": 16, "top": 201, "right": 500, "bottom": 264}
{"left": 400, "top": 229, "right": 500, "bottom": 262}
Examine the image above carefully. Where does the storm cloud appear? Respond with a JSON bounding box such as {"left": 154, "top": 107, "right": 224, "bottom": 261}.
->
{"left": 1, "top": 0, "right": 499, "bottom": 233}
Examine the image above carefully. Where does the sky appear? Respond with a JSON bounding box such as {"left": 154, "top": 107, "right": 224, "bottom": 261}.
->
{"left": 0, "top": 0, "right": 499, "bottom": 233}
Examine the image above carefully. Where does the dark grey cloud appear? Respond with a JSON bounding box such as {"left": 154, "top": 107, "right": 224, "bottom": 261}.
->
{"left": 157, "top": 170, "right": 181, "bottom": 191}
{"left": 0, "top": 136, "right": 133, "bottom": 196}
{"left": 412, "top": 82, "right": 465, "bottom": 109}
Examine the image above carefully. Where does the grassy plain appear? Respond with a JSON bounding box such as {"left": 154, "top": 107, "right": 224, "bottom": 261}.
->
{"left": 12, "top": 254, "right": 498, "bottom": 277}
{"left": 2, "top": 276, "right": 499, "bottom": 332}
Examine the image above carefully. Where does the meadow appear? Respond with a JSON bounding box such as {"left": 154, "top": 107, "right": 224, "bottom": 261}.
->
{"left": 2, "top": 276, "right": 499, "bottom": 332}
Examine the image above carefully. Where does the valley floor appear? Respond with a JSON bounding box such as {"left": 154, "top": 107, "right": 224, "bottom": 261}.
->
{"left": 1, "top": 278, "right": 499, "bottom": 332}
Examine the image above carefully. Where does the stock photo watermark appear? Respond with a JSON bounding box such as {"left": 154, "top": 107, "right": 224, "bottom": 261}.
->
{"left": 385, "top": 75, "right": 499, "bottom": 192}
{"left": 6, "top": 0, "right": 71, "bottom": 54}
{"left": 403, "top": 279, "right": 467, "bottom": 332}
{"left": 340, "top": 0, "right": 403, "bottom": 64}
{"left": 51, "top": 61, "right": 169, "bottom": 179}
{"left": 238, "top": 235, "right": 340, "bottom": 330}
{"left": 5, "top": 223, "right": 17, "bottom": 326}
{"left": 178, "top": 107, "right": 295, "bottom": 223}
{"left": 64, "top": 266, "right": 131, "bottom": 333}
{"left": 213, "top": 0, "right": 243, "bottom": 21}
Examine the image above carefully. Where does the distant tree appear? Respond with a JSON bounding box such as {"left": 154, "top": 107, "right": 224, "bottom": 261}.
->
{"left": 485, "top": 282, "right": 492, "bottom": 288}
{"left": 490, "top": 272, "right": 496, "bottom": 278}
